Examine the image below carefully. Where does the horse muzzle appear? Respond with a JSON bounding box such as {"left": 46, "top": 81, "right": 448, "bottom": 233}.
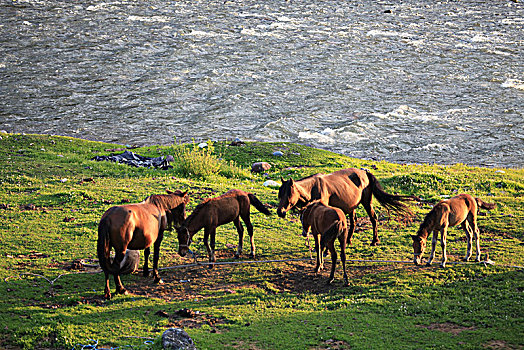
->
{"left": 413, "top": 256, "right": 421, "bottom": 266}
{"left": 277, "top": 208, "right": 287, "bottom": 218}
{"left": 178, "top": 248, "right": 188, "bottom": 257}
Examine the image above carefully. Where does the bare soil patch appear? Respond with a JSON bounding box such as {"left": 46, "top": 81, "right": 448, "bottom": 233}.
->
{"left": 417, "top": 322, "right": 476, "bottom": 335}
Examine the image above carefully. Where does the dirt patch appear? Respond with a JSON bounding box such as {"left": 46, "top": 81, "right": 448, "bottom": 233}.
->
{"left": 417, "top": 322, "right": 476, "bottom": 335}
{"left": 311, "top": 339, "right": 351, "bottom": 350}
{"left": 125, "top": 249, "right": 399, "bottom": 302}
{"left": 484, "top": 340, "right": 522, "bottom": 349}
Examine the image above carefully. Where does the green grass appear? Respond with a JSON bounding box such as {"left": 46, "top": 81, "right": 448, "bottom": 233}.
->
{"left": 0, "top": 133, "right": 523, "bottom": 349}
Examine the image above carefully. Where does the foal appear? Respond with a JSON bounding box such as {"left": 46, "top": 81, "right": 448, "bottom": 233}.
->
{"left": 176, "top": 189, "right": 271, "bottom": 266}
{"left": 411, "top": 194, "right": 495, "bottom": 267}
{"left": 301, "top": 200, "right": 349, "bottom": 285}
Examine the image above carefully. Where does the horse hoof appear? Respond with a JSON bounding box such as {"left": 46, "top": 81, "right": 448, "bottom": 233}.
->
{"left": 117, "top": 289, "right": 128, "bottom": 295}
{"left": 439, "top": 264, "right": 446, "bottom": 268}
{"left": 154, "top": 278, "right": 164, "bottom": 285}
{"left": 105, "top": 293, "right": 112, "bottom": 300}
{"left": 326, "top": 279, "right": 334, "bottom": 285}
{"left": 425, "top": 262, "right": 432, "bottom": 267}
{"left": 370, "top": 241, "right": 379, "bottom": 246}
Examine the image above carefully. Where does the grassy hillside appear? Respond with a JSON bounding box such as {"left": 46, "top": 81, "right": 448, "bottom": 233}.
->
{"left": 0, "top": 133, "right": 522, "bottom": 349}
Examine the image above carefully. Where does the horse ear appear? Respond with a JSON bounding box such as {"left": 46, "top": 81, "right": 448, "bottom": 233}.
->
{"left": 280, "top": 176, "right": 285, "bottom": 183}
{"left": 166, "top": 189, "right": 174, "bottom": 194}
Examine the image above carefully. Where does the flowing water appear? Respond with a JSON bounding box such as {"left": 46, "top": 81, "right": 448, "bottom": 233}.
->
{"left": 1, "top": 0, "right": 523, "bottom": 167}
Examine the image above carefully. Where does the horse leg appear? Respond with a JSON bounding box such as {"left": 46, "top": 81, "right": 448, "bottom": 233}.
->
{"left": 104, "top": 272, "right": 112, "bottom": 300}
{"left": 242, "top": 213, "right": 256, "bottom": 258}
{"left": 472, "top": 216, "right": 481, "bottom": 262}
{"left": 462, "top": 221, "right": 473, "bottom": 262}
{"left": 314, "top": 233, "right": 323, "bottom": 273}
{"left": 327, "top": 241, "right": 337, "bottom": 285}
{"left": 362, "top": 200, "right": 379, "bottom": 246}
{"left": 143, "top": 247, "right": 150, "bottom": 277}
{"left": 203, "top": 227, "right": 216, "bottom": 268}
{"left": 111, "top": 249, "right": 127, "bottom": 295}
{"left": 152, "top": 233, "right": 164, "bottom": 284}
{"left": 233, "top": 217, "right": 244, "bottom": 258}
{"left": 426, "top": 230, "right": 438, "bottom": 266}
{"left": 113, "top": 274, "right": 128, "bottom": 295}
{"left": 347, "top": 211, "right": 356, "bottom": 245}
{"left": 339, "top": 231, "right": 349, "bottom": 286}
{"left": 439, "top": 225, "right": 449, "bottom": 268}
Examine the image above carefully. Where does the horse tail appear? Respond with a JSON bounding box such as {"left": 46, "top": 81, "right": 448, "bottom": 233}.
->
{"left": 97, "top": 215, "right": 119, "bottom": 275}
{"left": 366, "top": 171, "right": 418, "bottom": 218}
{"left": 475, "top": 197, "right": 496, "bottom": 211}
{"left": 247, "top": 193, "right": 272, "bottom": 216}
{"left": 320, "top": 220, "right": 343, "bottom": 249}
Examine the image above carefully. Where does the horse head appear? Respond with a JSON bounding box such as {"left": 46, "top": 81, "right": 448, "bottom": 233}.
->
{"left": 176, "top": 226, "right": 191, "bottom": 257}
{"left": 165, "top": 190, "right": 189, "bottom": 230}
{"left": 411, "top": 234, "right": 427, "bottom": 265}
{"left": 277, "top": 177, "right": 301, "bottom": 218}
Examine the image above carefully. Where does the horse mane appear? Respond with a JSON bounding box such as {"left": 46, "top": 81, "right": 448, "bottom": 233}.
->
{"left": 417, "top": 205, "right": 439, "bottom": 239}
{"left": 145, "top": 192, "right": 186, "bottom": 210}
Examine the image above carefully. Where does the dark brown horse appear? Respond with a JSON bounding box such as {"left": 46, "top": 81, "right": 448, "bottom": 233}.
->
{"left": 97, "top": 190, "right": 189, "bottom": 299}
{"left": 412, "top": 194, "right": 495, "bottom": 267}
{"left": 176, "top": 189, "right": 271, "bottom": 266}
{"left": 301, "top": 200, "right": 349, "bottom": 285}
{"left": 277, "top": 168, "right": 417, "bottom": 245}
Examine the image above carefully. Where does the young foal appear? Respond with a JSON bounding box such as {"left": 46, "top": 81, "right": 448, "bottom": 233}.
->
{"left": 301, "top": 200, "right": 349, "bottom": 285}
{"left": 176, "top": 189, "right": 271, "bottom": 266}
{"left": 411, "top": 194, "right": 495, "bottom": 267}
{"left": 97, "top": 190, "right": 189, "bottom": 299}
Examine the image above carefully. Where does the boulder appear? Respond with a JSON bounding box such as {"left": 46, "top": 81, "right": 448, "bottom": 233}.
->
{"left": 162, "top": 328, "right": 196, "bottom": 350}
{"left": 119, "top": 250, "right": 140, "bottom": 275}
{"left": 251, "top": 162, "right": 271, "bottom": 173}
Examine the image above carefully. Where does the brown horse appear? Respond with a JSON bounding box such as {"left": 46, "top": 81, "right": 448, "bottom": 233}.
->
{"left": 97, "top": 190, "right": 189, "bottom": 299}
{"left": 301, "top": 200, "right": 349, "bottom": 285}
{"left": 277, "top": 168, "right": 417, "bottom": 245}
{"left": 176, "top": 189, "right": 271, "bottom": 266}
{"left": 411, "top": 194, "right": 495, "bottom": 267}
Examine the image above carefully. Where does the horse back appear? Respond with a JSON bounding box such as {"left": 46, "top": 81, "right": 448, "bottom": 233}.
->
{"left": 319, "top": 168, "right": 369, "bottom": 211}
{"left": 435, "top": 194, "right": 477, "bottom": 228}
{"left": 103, "top": 203, "right": 163, "bottom": 249}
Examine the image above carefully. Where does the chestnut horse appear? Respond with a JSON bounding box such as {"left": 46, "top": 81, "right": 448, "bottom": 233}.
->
{"left": 301, "top": 200, "right": 349, "bottom": 285}
{"left": 411, "top": 194, "right": 495, "bottom": 267}
{"left": 278, "top": 168, "right": 417, "bottom": 245}
{"left": 176, "top": 189, "right": 271, "bottom": 266}
{"left": 97, "top": 190, "right": 189, "bottom": 299}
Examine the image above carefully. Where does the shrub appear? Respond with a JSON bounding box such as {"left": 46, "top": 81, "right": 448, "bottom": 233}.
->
{"left": 172, "top": 141, "right": 251, "bottom": 179}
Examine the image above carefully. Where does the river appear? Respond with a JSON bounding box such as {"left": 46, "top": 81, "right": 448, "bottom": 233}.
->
{"left": 1, "top": 0, "right": 523, "bottom": 167}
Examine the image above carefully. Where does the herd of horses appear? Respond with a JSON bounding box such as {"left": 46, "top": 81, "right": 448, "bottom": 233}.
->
{"left": 97, "top": 167, "right": 495, "bottom": 299}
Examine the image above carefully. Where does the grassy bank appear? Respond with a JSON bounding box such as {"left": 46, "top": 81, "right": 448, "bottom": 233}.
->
{"left": 0, "top": 133, "right": 522, "bottom": 349}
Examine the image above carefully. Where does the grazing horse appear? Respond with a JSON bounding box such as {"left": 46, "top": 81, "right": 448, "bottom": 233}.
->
{"left": 301, "top": 200, "right": 349, "bottom": 285}
{"left": 176, "top": 189, "right": 271, "bottom": 266}
{"left": 411, "top": 194, "right": 495, "bottom": 267}
{"left": 277, "top": 168, "right": 417, "bottom": 245}
{"left": 97, "top": 190, "right": 189, "bottom": 299}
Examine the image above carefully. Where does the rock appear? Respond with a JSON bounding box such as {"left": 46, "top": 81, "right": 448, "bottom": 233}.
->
{"left": 119, "top": 250, "right": 140, "bottom": 275}
{"left": 263, "top": 180, "right": 280, "bottom": 188}
{"left": 198, "top": 142, "right": 208, "bottom": 149}
{"left": 166, "top": 155, "right": 175, "bottom": 162}
{"left": 251, "top": 162, "right": 271, "bottom": 173}
{"left": 162, "top": 328, "right": 196, "bottom": 350}
{"left": 272, "top": 151, "right": 283, "bottom": 157}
